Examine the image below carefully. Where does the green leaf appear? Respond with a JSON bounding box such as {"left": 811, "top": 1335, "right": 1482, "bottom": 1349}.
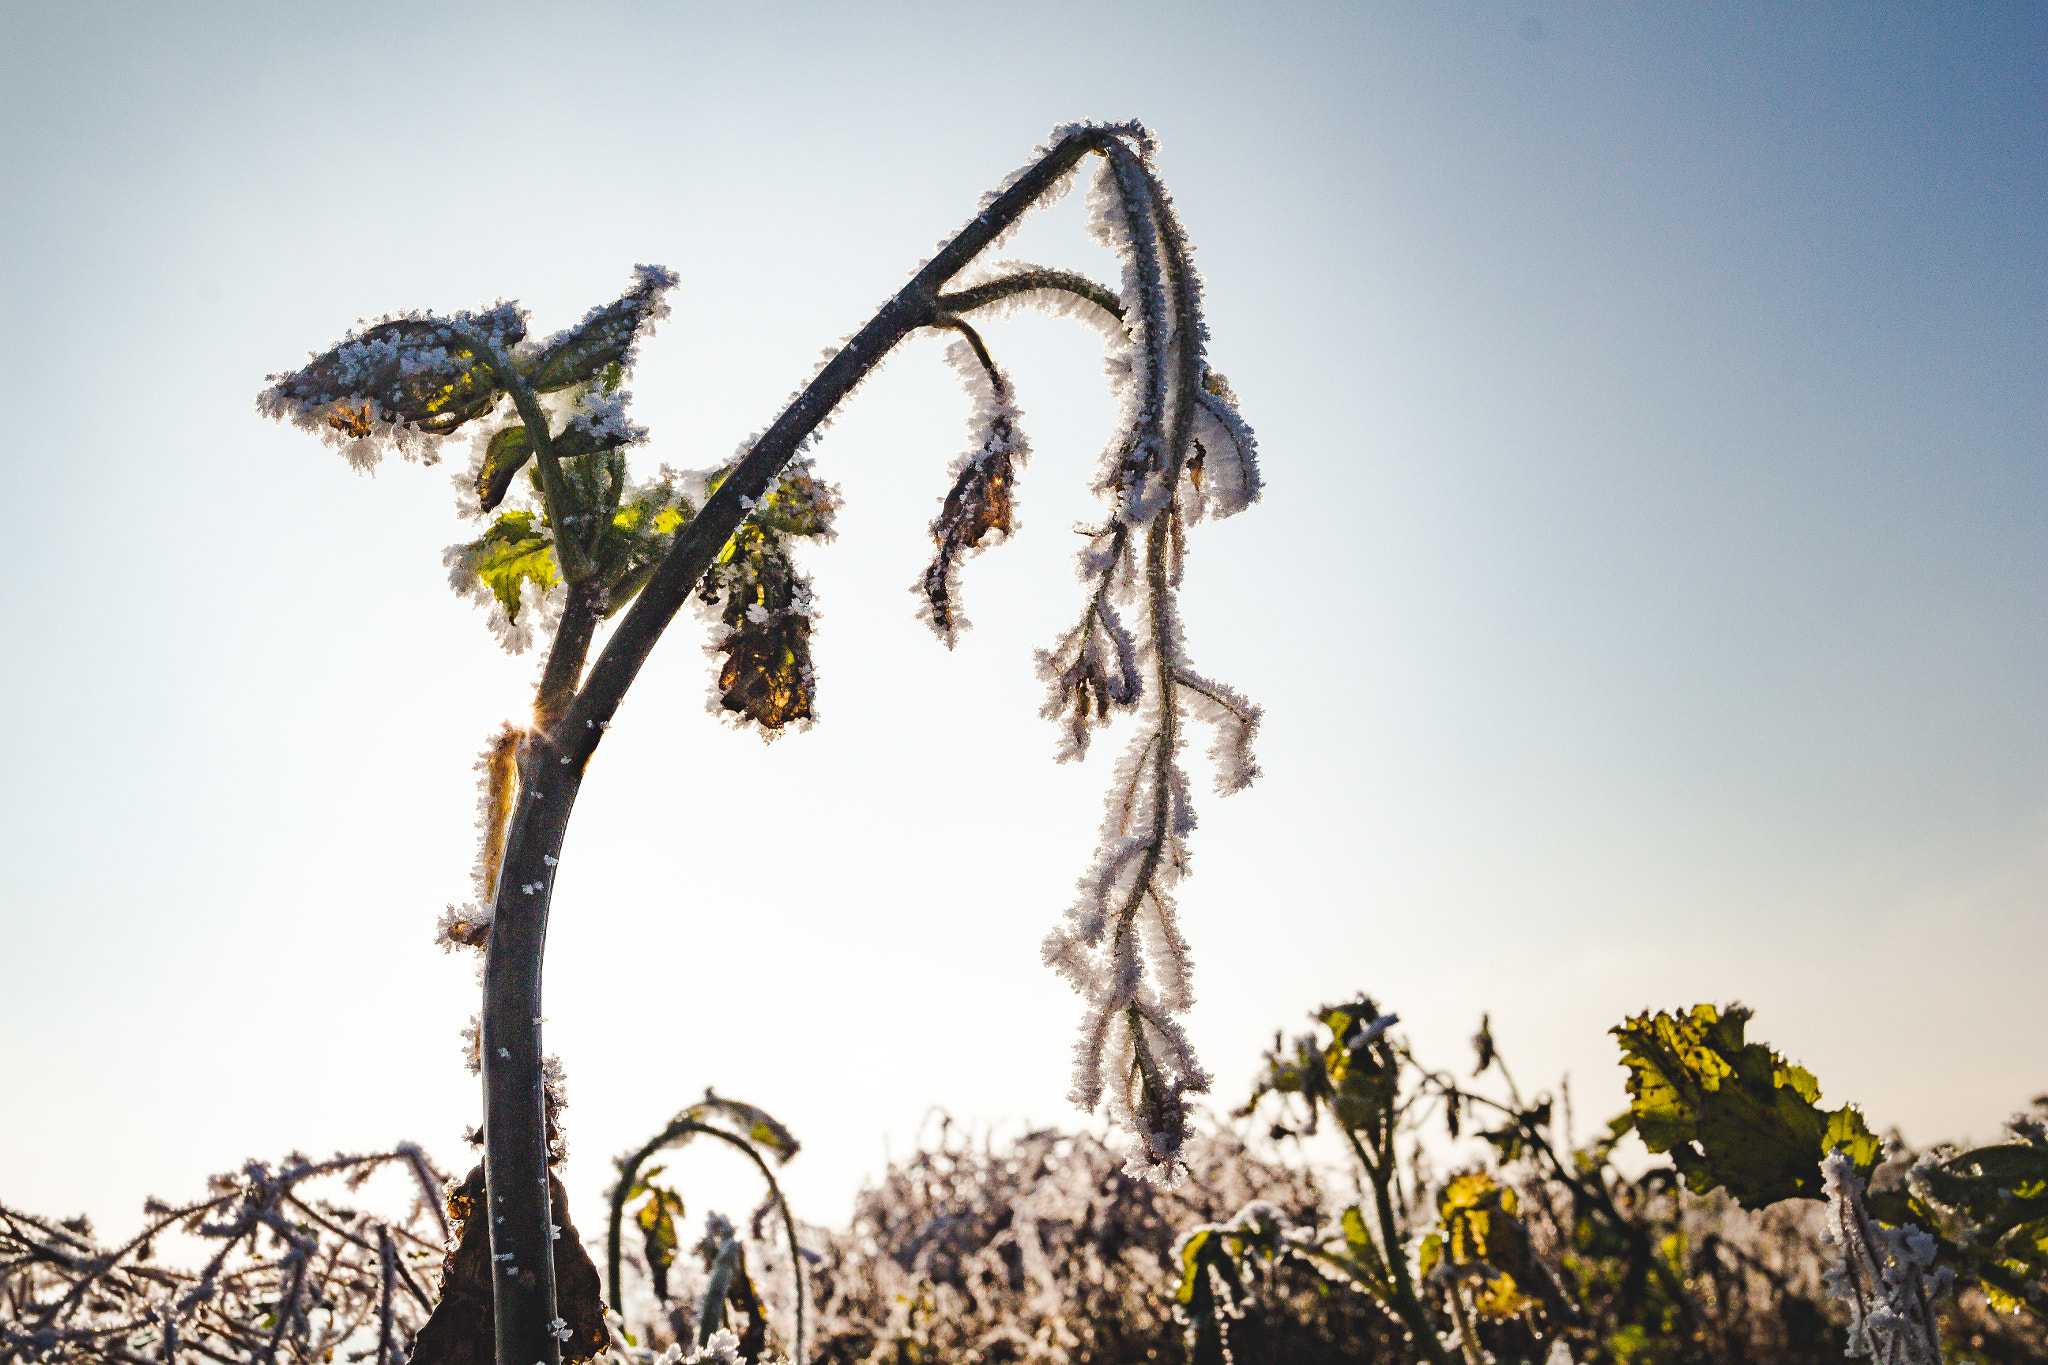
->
{"left": 594, "top": 484, "right": 693, "bottom": 618}
{"left": 689, "top": 1095, "right": 801, "bottom": 1165}
{"left": 1237, "top": 999, "right": 1403, "bottom": 1144}
{"left": 1417, "top": 1231, "right": 1443, "bottom": 1280}
{"left": 458, "top": 510, "right": 559, "bottom": 621}
{"left": 1335, "top": 1204, "right": 1391, "bottom": 1290}
{"left": 477, "top": 426, "right": 534, "bottom": 513}
{"left": 1822, "top": 1106, "right": 1883, "bottom": 1173}
{"left": 1428, "top": 1172, "right": 1536, "bottom": 1318}
{"left": 1478, "top": 1123, "right": 1516, "bottom": 1162}
{"left": 1913, "top": 1131, "right": 2048, "bottom": 1300}
{"left": 1611, "top": 1003, "right": 1878, "bottom": 1208}
{"left": 633, "top": 1182, "right": 682, "bottom": 1303}
{"left": 750, "top": 467, "right": 836, "bottom": 536}
{"left": 1173, "top": 1226, "right": 1219, "bottom": 1308}
{"left": 1171, "top": 1205, "right": 1287, "bottom": 1365}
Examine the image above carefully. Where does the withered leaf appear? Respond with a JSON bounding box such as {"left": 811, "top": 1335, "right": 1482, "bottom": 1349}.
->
{"left": 707, "top": 537, "right": 817, "bottom": 732}
{"left": 723, "top": 1247, "right": 770, "bottom": 1363}
{"left": 632, "top": 1179, "right": 682, "bottom": 1303}
{"left": 552, "top": 1171, "right": 608, "bottom": 1363}
{"left": 408, "top": 1166, "right": 609, "bottom": 1365}
{"left": 921, "top": 451, "right": 1013, "bottom": 640}
{"left": 407, "top": 1166, "right": 491, "bottom": 1365}
{"left": 715, "top": 613, "right": 815, "bottom": 730}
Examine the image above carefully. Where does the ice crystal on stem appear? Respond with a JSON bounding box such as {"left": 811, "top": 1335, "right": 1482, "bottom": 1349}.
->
{"left": 1821, "top": 1149, "right": 1950, "bottom": 1363}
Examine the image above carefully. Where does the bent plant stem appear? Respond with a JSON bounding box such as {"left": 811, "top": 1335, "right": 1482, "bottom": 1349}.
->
{"left": 1447, "top": 1083, "right": 1702, "bottom": 1329}
{"left": 605, "top": 1120, "right": 806, "bottom": 1360}
{"left": 479, "top": 124, "right": 1126, "bottom": 1365}
{"left": 1347, "top": 1126, "right": 1455, "bottom": 1365}
{"left": 1444, "top": 1282, "right": 1484, "bottom": 1365}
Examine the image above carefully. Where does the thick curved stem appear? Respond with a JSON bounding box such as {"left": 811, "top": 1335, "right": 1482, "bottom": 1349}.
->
{"left": 535, "top": 579, "right": 606, "bottom": 730}
{"left": 483, "top": 126, "right": 1136, "bottom": 1365}
{"left": 481, "top": 734, "right": 588, "bottom": 1365}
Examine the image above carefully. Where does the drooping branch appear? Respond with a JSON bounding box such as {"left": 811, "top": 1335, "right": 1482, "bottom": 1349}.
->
{"left": 1034, "top": 134, "right": 1263, "bottom": 1181}
{"left": 935, "top": 267, "right": 1126, "bottom": 322}
{"left": 552, "top": 125, "right": 1128, "bottom": 756}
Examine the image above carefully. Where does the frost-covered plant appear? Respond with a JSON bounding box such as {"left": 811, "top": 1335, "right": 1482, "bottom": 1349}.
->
{"left": 0, "top": 1146, "right": 451, "bottom": 1365}
{"left": 649, "top": 1327, "right": 764, "bottom": 1365}
{"left": 1820, "top": 1151, "right": 1949, "bottom": 1363}
{"left": 256, "top": 122, "right": 1260, "bottom": 1365}
{"left": 1863, "top": 1102, "right": 2048, "bottom": 1327}
{"left": 603, "top": 1094, "right": 806, "bottom": 1363}
{"left": 798, "top": 1119, "right": 1334, "bottom": 1365}
{"left": 1219, "top": 998, "right": 1936, "bottom": 1365}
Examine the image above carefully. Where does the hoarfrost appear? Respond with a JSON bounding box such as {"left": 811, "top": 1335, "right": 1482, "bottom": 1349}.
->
{"left": 913, "top": 125, "right": 1265, "bottom": 1175}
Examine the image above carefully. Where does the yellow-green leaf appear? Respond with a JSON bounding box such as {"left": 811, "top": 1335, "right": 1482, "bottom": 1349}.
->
{"left": 1612, "top": 1004, "right": 1878, "bottom": 1208}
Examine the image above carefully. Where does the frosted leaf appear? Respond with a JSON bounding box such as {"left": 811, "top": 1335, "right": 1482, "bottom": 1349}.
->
{"left": 443, "top": 524, "right": 565, "bottom": 656}
{"left": 436, "top": 902, "right": 492, "bottom": 952}
{"left": 693, "top": 460, "right": 840, "bottom": 735}
{"left": 525, "top": 264, "right": 677, "bottom": 393}
{"left": 563, "top": 382, "right": 649, "bottom": 450}
{"left": 256, "top": 303, "right": 527, "bottom": 469}
{"left": 1186, "top": 371, "right": 1262, "bottom": 522}
{"left": 915, "top": 334, "right": 1030, "bottom": 646}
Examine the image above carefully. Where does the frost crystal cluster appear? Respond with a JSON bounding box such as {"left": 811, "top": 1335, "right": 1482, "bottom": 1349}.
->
{"left": 1821, "top": 1149, "right": 1951, "bottom": 1363}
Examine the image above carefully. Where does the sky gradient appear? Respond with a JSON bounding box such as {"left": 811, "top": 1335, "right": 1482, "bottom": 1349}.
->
{"left": 3, "top": 2, "right": 2042, "bottom": 1247}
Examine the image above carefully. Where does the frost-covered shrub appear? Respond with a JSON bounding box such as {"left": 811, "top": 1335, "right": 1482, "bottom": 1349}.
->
{"left": 1, "top": 1147, "right": 452, "bottom": 1365}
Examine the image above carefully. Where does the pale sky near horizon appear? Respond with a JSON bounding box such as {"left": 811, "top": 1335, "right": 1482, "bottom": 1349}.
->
{"left": 3, "top": 2, "right": 2042, "bottom": 1253}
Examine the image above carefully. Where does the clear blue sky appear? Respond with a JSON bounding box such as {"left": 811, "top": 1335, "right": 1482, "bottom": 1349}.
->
{"left": 3, "top": 2, "right": 2042, "bottom": 1245}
